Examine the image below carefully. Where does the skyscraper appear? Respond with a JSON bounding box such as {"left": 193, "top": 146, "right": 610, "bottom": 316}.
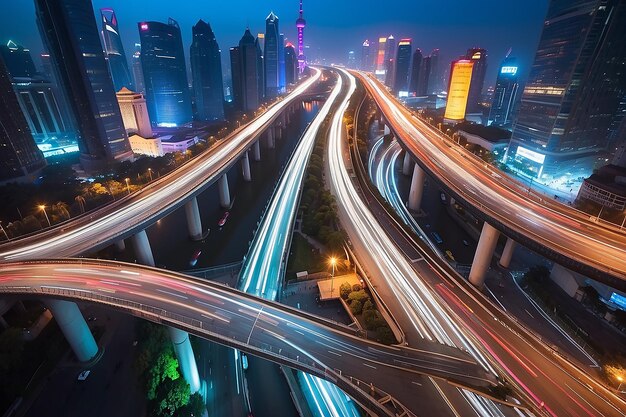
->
{"left": 255, "top": 36, "right": 265, "bottom": 103}
{"left": 375, "top": 37, "right": 387, "bottom": 76}
{"left": 408, "top": 48, "right": 422, "bottom": 95}
{"left": 0, "top": 56, "right": 46, "bottom": 181}
{"left": 39, "top": 53, "right": 53, "bottom": 80}
{"left": 229, "top": 46, "right": 243, "bottom": 111}
{"left": 417, "top": 56, "right": 431, "bottom": 96}
{"left": 35, "top": 0, "right": 132, "bottom": 171}
{"left": 361, "top": 40, "right": 373, "bottom": 72}
{"left": 284, "top": 42, "right": 297, "bottom": 85}
{"left": 427, "top": 49, "right": 441, "bottom": 94}
{"left": 488, "top": 56, "right": 519, "bottom": 127}
{"left": 296, "top": 0, "right": 307, "bottom": 74}
{"left": 233, "top": 29, "right": 262, "bottom": 112}
{"left": 384, "top": 35, "right": 396, "bottom": 88}
{"left": 0, "top": 41, "right": 38, "bottom": 78}
{"left": 509, "top": 0, "right": 626, "bottom": 178}
{"left": 190, "top": 20, "right": 225, "bottom": 122}
{"left": 131, "top": 43, "right": 144, "bottom": 94}
{"left": 393, "top": 39, "right": 412, "bottom": 95}
{"left": 347, "top": 51, "right": 356, "bottom": 69}
{"left": 444, "top": 59, "right": 474, "bottom": 123}
{"left": 100, "top": 8, "right": 133, "bottom": 92}
{"left": 139, "top": 19, "right": 192, "bottom": 127}
{"left": 278, "top": 33, "right": 286, "bottom": 92}
{"left": 116, "top": 88, "right": 153, "bottom": 138}
{"left": 264, "top": 12, "right": 280, "bottom": 97}
{"left": 464, "top": 48, "right": 487, "bottom": 113}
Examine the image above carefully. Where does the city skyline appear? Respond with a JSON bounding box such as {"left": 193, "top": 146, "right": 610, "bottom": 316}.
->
{"left": 2, "top": 0, "right": 548, "bottom": 88}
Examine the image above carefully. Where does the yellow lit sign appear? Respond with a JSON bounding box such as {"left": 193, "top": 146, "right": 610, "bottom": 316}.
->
{"left": 444, "top": 60, "right": 474, "bottom": 121}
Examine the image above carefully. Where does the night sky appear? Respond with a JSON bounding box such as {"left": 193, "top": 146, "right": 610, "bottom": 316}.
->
{"left": 1, "top": 0, "right": 548, "bottom": 86}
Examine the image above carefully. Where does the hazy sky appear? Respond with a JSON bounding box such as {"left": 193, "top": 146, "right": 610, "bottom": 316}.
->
{"left": 1, "top": 0, "right": 548, "bottom": 86}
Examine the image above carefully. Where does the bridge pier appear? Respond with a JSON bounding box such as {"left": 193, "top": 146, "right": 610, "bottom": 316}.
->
{"left": 47, "top": 299, "right": 98, "bottom": 362}
{"left": 408, "top": 163, "right": 425, "bottom": 212}
{"left": 184, "top": 196, "right": 203, "bottom": 241}
{"left": 265, "top": 127, "right": 275, "bottom": 149}
{"left": 218, "top": 173, "right": 231, "bottom": 208}
{"left": 131, "top": 229, "right": 155, "bottom": 267}
{"left": 468, "top": 222, "right": 500, "bottom": 287}
{"left": 275, "top": 123, "right": 283, "bottom": 139}
{"left": 252, "top": 140, "right": 261, "bottom": 161}
{"left": 168, "top": 327, "right": 201, "bottom": 393}
{"left": 402, "top": 151, "right": 413, "bottom": 176}
{"left": 498, "top": 237, "right": 517, "bottom": 269}
{"left": 241, "top": 151, "right": 252, "bottom": 182}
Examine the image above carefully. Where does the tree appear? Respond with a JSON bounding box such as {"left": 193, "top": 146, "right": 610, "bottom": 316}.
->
{"left": 339, "top": 282, "right": 352, "bottom": 300}
{"left": 348, "top": 289, "right": 370, "bottom": 304}
{"left": 147, "top": 351, "right": 180, "bottom": 400}
{"left": 362, "top": 299, "right": 374, "bottom": 312}
{"left": 151, "top": 376, "right": 190, "bottom": 417}
{"left": 175, "top": 392, "right": 205, "bottom": 417}
{"left": 376, "top": 326, "right": 396, "bottom": 345}
{"left": 352, "top": 284, "right": 362, "bottom": 292}
{"left": 349, "top": 299, "right": 363, "bottom": 315}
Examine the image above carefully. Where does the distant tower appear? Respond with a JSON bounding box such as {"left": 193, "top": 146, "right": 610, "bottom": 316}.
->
{"left": 296, "top": 0, "right": 306, "bottom": 74}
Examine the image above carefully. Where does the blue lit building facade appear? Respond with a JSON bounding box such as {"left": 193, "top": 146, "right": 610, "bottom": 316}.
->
{"left": 139, "top": 19, "right": 192, "bottom": 127}
{"left": 100, "top": 8, "right": 133, "bottom": 92}
{"left": 35, "top": 0, "right": 132, "bottom": 171}
{"left": 488, "top": 56, "right": 519, "bottom": 128}
{"left": 190, "top": 20, "right": 225, "bottom": 122}
{"left": 264, "top": 12, "right": 280, "bottom": 97}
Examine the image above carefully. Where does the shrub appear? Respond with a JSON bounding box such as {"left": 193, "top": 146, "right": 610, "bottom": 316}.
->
{"left": 349, "top": 300, "right": 363, "bottom": 315}
{"left": 362, "top": 299, "right": 374, "bottom": 312}
{"left": 348, "top": 289, "right": 370, "bottom": 304}
{"left": 352, "top": 284, "right": 362, "bottom": 292}
{"left": 339, "top": 282, "right": 352, "bottom": 300}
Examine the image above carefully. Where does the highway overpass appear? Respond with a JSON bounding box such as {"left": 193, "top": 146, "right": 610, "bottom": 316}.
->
{"left": 0, "top": 259, "right": 493, "bottom": 417}
{"left": 356, "top": 72, "right": 626, "bottom": 291}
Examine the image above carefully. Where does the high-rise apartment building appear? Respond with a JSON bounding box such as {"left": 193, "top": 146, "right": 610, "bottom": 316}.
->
{"left": 100, "top": 8, "right": 133, "bottom": 91}
{"left": 508, "top": 0, "right": 626, "bottom": 178}
{"left": 35, "top": 0, "right": 132, "bottom": 171}
{"left": 139, "top": 19, "right": 192, "bottom": 127}
{"left": 190, "top": 20, "right": 225, "bottom": 122}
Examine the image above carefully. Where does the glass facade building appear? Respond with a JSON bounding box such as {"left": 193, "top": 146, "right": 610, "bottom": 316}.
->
{"left": 100, "top": 8, "right": 133, "bottom": 92}
{"left": 509, "top": 0, "right": 626, "bottom": 178}
{"left": 264, "top": 12, "right": 280, "bottom": 97}
{"left": 190, "top": 20, "right": 225, "bottom": 122}
{"left": 139, "top": 19, "right": 192, "bottom": 127}
{"left": 488, "top": 56, "right": 519, "bottom": 127}
{"left": 35, "top": 0, "right": 132, "bottom": 171}
{"left": 392, "top": 39, "right": 412, "bottom": 95}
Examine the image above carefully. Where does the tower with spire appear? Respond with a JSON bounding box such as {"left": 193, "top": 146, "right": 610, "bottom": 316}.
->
{"left": 296, "top": 0, "right": 306, "bottom": 74}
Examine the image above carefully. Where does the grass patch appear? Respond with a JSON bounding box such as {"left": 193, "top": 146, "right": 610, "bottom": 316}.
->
{"left": 286, "top": 233, "right": 324, "bottom": 280}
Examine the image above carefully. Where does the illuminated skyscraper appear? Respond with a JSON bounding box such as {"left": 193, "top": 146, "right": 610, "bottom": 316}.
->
{"left": 35, "top": 0, "right": 132, "bottom": 171}
{"left": 464, "top": 48, "right": 487, "bottom": 113}
{"left": 284, "top": 42, "right": 297, "bottom": 85}
{"left": 509, "top": 0, "right": 626, "bottom": 178}
{"left": 427, "top": 49, "right": 441, "bottom": 94}
{"left": 190, "top": 20, "right": 225, "bottom": 122}
{"left": 264, "top": 12, "right": 280, "bottom": 97}
{"left": 296, "top": 0, "right": 306, "bottom": 74}
{"left": 361, "top": 40, "right": 373, "bottom": 71}
{"left": 393, "top": 39, "right": 412, "bottom": 95}
{"left": 408, "top": 49, "right": 422, "bottom": 95}
{"left": 139, "top": 19, "right": 192, "bottom": 127}
{"left": 375, "top": 37, "right": 387, "bottom": 76}
{"left": 384, "top": 35, "right": 396, "bottom": 88}
{"left": 0, "top": 56, "right": 46, "bottom": 181}
{"left": 131, "top": 43, "right": 144, "bottom": 94}
{"left": 0, "top": 41, "right": 38, "bottom": 78}
{"left": 100, "top": 8, "right": 133, "bottom": 91}
{"left": 417, "top": 56, "right": 431, "bottom": 96}
{"left": 488, "top": 56, "right": 519, "bottom": 127}
{"left": 116, "top": 88, "right": 152, "bottom": 138}
{"left": 232, "top": 29, "right": 262, "bottom": 112}
{"left": 278, "top": 34, "right": 286, "bottom": 91}
{"left": 444, "top": 59, "right": 474, "bottom": 123}
{"left": 229, "top": 46, "right": 243, "bottom": 110}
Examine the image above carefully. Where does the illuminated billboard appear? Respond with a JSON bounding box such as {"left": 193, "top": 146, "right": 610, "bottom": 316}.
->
{"left": 444, "top": 60, "right": 473, "bottom": 121}
{"left": 515, "top": 146, "right": 546, "bottom": 164}
{"left": 501, "top": 66, "right": 518, "bottom": 75}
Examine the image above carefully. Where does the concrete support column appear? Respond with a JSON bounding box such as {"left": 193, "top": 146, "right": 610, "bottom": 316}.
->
{"left": 219, "top": 173, "right": 231, "bottom": 208}
{"left": 402, "top": 151, "right": 413, "bottom": 176}
{"left": 184, "top": 196, "right": 203, "bottom": 241}
{"left": 252, "top": 140, "right": 261, "bottom": 161}
{"left": 469, "top": 222, "right": 500, "bottom": 287}
{"left": 114, "top": 239, "right": 126, "bottom": 252}
{"left": 498, "top": 237, "right": 517, "bottom": 269}
{"left": 131, "top": 229, "right": 155, "bottom": 267}
{"left": 241, "top": 151, "right": 252, "bottom": 182}
{"left": 408, "top": 163, "right": 425, "bottom": 212}
{"left": 275, "top": 124, "right": 283, "bottom": 139}
{"left": 168, "top": 327, "right": 201, "bottom": 393}
{"left": 266, "top": 128, "right": 275, "bottom": 149}
{"left": 47, "top": 299, "right": 98, "bottom": 362}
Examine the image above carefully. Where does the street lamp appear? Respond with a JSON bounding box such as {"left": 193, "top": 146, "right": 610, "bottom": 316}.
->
{"left": 618, "top": 376, "right": 624, "bottom": 391}
{"left": 148, "top": 168, "right": 153, "bottom": 182}
{"left": 0, "top": 221, "right": 9, "bottom": 241}
{"left": 329, "top": 257, "right": 337, "bottom": 295}
{"left": 125, "top": 178, "right": 131, "bottom": 195}
{"left": 39, "top": 205, "right": 51, "bottom": 227}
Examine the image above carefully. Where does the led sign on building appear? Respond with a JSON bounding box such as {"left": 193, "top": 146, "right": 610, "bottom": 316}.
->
{"left": 501, "top": 66, "right": 518, "bottom": 75}
{"left": 516, "top": 146, "right": 546, "bottom": 164}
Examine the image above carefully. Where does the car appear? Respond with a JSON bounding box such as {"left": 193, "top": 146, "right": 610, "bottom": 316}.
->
{"left": 430, "top": 232, "right": 443, "bottom": 244}
{"left": 218, "top": 211, "right": 230, "bottom": 227}
{"left": 241, "top": 353, "right": 249, "bottom": 370}
{"left": 189, "top": 250, "right": 202, "bottom": 267}
{"left": 77, "top": 370, "right": 91, "bottom": 381}
{"left": 440, "top": 193, "right": 447, "bottom": 204}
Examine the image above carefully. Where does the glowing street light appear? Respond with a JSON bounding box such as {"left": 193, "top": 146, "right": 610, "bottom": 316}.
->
{"left": 148, "top": 168, "right": 153, "bottom": 182}
{"left": 329, "top": 257, "right": 337, "bottom": 294}
{"left": 618, "top": 375, "right": 624, "bottom": 391}
{"left": 125, "top": 178, "right": 131, "bottom": 195}
{"left": 39, "top": 205, "right": 51, "bottom": 227}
